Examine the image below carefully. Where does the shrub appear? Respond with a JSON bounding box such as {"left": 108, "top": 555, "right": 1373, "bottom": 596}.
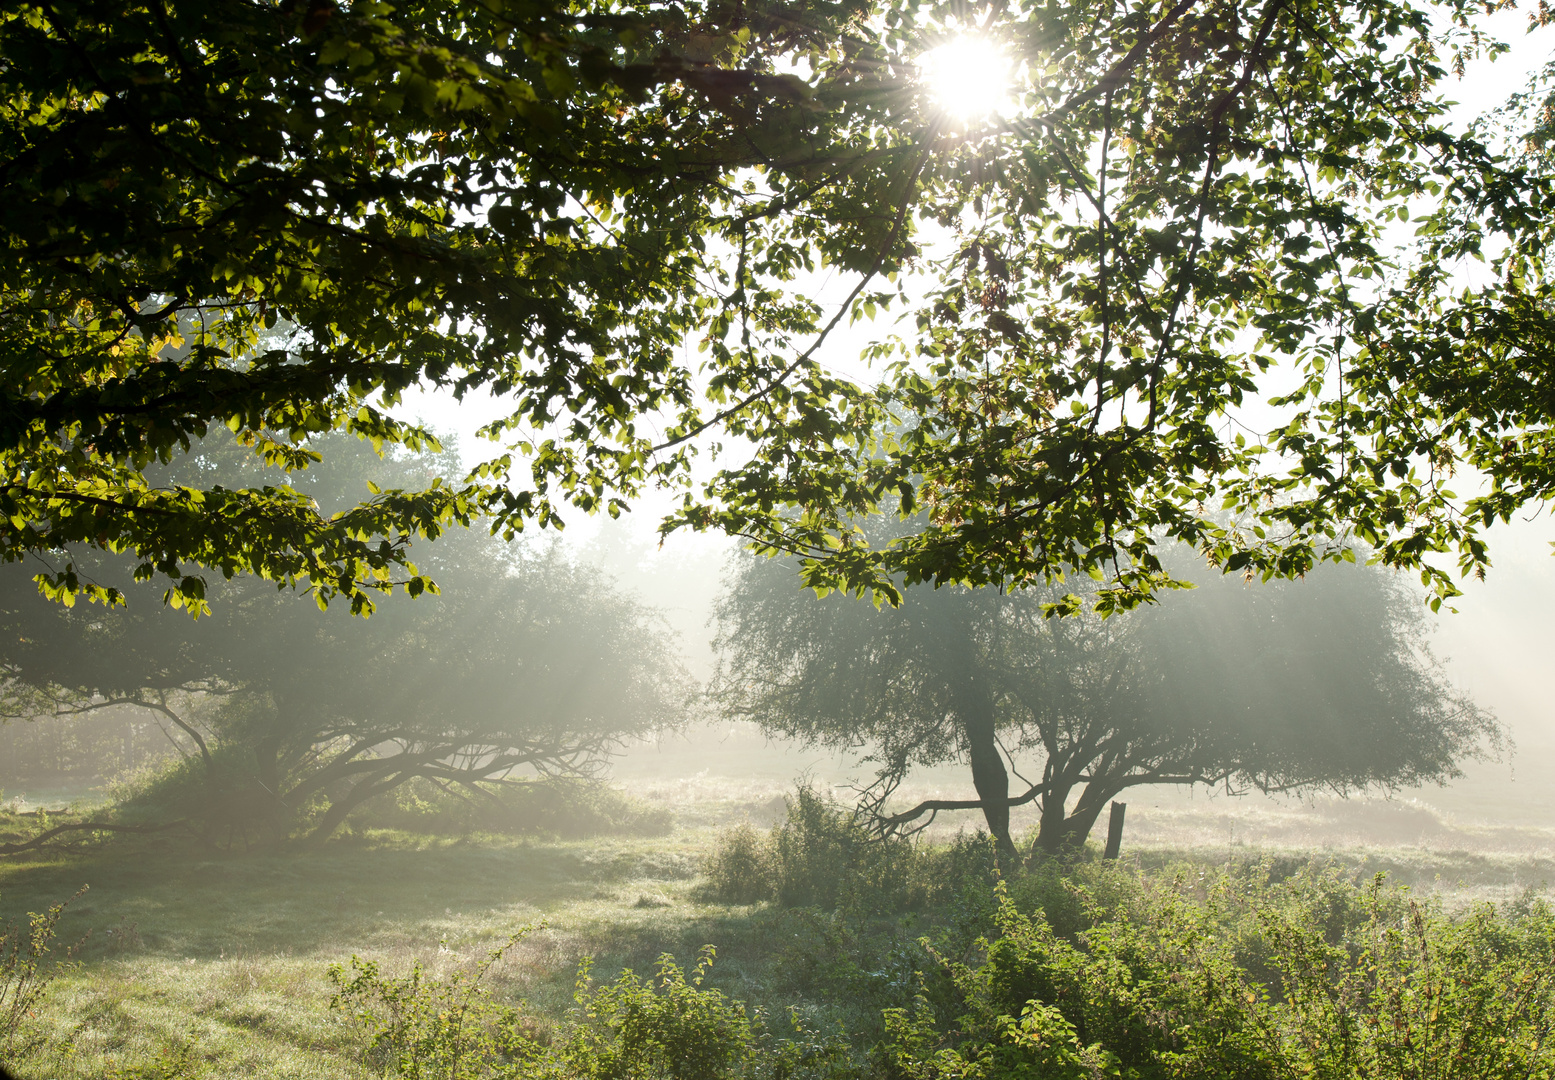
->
{"left": 704, "top": 785, "right": 926, "bottom": 915}
{"left": 330, "top": 936, "right": 853, "bottom": 1080}
{"left": 109, "top": 747, "right": 284, "bottom": 850}
{"left": 558, "top": 949, "right": 766, "bottom": 1080}
{"left": 329, "top": 928, "right": 541, "bottom": 1079}
{"left": 703, "top": 822, "right": 773, "bottom": 904}
{"left": 884, "top": 867, "right": 1555, "bottom": 1080}
{"left": 1265, "top": 875, "right": 1555, "bottom": 1080}
{"left": 1, "top": 885, "right": 88, "bottom": 1054}
{"left": 554, "top": 950, "right": 853, "bottom": 1080}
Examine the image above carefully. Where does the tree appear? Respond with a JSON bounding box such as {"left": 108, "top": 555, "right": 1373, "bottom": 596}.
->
{"left": 0, "top": 0, "right": 914, "bottom": 612}
{"left": 681, "top": 0, "right": 1555, "bottom": 613}
{"left": 712, "top": 545, "right": 1499, "bottom": 858}
{"left": 0, "top": 437, "right": 694, "bottom": 844}
{"left": 6, "top": 0, "right": 1552, "bottom": 619}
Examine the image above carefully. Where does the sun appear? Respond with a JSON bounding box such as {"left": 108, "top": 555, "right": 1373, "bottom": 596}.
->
{"left": 918, "top": 35, "right": 1012, "bottom": 122}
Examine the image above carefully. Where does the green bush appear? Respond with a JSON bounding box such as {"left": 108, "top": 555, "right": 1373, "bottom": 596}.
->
{"left": 704, "top": 785, "right": 928, "bottom": 914}
{"left": 1265, "top": 874, "right": 1555, "bottom": 1080}
{"left": 109, "top": 746, "right": 285, "bottom": 850}
{"left": 703, "top": 822, "right": 773, "bottom": 904}
{"left": 329, "top": 929, "right": 541, "bottom": 1080}
{"left": 1, "top": 885, "right": 87, "bottom": 1055}
{"left": 323, "top": 859, "right": 1555, "bottom": 1080}
{"left": 331, "top": 935, "right": 854, "bottom": 1080}
{"left": 882, "top": 868, "right": 1555, "bottom": 1080}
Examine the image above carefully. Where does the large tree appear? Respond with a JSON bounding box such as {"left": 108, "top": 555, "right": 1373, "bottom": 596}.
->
{"left": 712, "top": 547, "right": 1499, "bottom": 858}
{"left": 685, "top": 0, "right": 1555, "bottom": 613}
{"left": 0, "top": 0, "right": 911, "bottom": 612}
{"left": 4, "top": 0, "right": 1552, "bottom": 618}
{"left": 0, "top": 438, "right": 693, "bottom": 844}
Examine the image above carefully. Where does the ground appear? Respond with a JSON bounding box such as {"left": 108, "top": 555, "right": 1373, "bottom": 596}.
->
{"left": 3, "top": 727, "right": 1555, "bottom": 1077}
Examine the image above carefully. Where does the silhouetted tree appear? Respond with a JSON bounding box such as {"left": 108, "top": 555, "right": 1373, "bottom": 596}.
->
{"left": 713, "top": 549, "right": 1499, "bottom": 859}
{"left": 0, "top": 437, "right": 693, "bottom": 844}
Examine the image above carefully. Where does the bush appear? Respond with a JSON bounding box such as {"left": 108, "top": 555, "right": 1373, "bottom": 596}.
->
{"left": 703, "top": 822, "right": 773, "bottom": 904}
{"left": 704, "top": 785, "right": 927, "bottom": 914}
{"left": 109, "top": 747, "right": 284, "bottom": 850}
{"left": 329, "top": 929, "right": 541, "bottom": 1080}
{"left": 323, "top": 862, "right": 1555, "bottom": 1080}
{"left": 882, "top": 868, "right": 1555, "bottom": 1080}
{"left": 1, "top": 885, "right": 87, "bottom": 1054}
{"left": 1266, "top": 874, "right": 1555, "bottom": 1079}
{"left": 331, "top": 935, "right": 854, "bottom": 1080}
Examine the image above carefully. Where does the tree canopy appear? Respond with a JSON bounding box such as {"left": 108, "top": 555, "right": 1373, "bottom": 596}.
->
{"left": 0, "top": 437, "right": 693, "bottom": 843}
{"left": 713, "top": 545, "right": 1499, "bottom": 857}
{"left": 3, "top": 0, "right": 1551, "bottom": 614}
{"left": 689, "top": 0, "right": 1555, "bottom": 612}
{"left": 0, "top": 0, "right": 910, "bottom": 612}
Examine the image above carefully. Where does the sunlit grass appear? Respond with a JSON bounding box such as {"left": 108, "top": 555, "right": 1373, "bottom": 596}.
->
{"left": 4, "top": 742, "right": 1554, "bottom": 1076}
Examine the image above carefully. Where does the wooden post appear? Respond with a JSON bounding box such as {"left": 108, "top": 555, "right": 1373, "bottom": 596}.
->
{"left": 1103, "top": 801, "right": 1126, "bottom": 860}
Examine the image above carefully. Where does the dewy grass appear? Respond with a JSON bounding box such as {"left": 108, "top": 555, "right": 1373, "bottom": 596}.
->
{"left": 2, "top": 781, "right": 1554, "bottom": 1078}
{"left": 0, "top": 829, "right": 767, "bottom": 1077}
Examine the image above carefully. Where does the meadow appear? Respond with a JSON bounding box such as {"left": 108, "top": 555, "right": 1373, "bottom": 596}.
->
{"left": 3, "top": 730, "right": 1555, "bottom": 1079}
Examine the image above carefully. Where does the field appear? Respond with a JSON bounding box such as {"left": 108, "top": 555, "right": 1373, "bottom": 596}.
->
{"left": 4, "top": 727, "right": 1555, "bottom": 1079}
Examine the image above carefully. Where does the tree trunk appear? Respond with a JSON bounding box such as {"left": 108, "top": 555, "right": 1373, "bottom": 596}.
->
{"left": 962, "top": 696, "right": 1015, "bottom": 859}
{"left": 1032, "top": 781, "right": 1074, "bottom": 860}
{"left": 1054, "top": 797, "right": 1112, "bottom": 859}
{"left": 301, "top": 771, "right": 406, "bottom": 846}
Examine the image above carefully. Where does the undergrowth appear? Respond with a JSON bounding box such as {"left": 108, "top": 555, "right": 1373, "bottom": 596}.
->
{"left": 6, "top": 785, "right": 1555, "bottom": 1078}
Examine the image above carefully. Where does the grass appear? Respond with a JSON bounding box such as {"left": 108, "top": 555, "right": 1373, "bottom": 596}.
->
{"left": 4, "top": 732, "right": 1555, "bottom": 1077}
{"left": 0, "top": 822, "right": 861, "bottom": 1078}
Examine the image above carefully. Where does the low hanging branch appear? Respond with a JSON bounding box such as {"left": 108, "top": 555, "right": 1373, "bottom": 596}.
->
{"left": 0, "top": 819, "right": 191, "bottom": 856}
{"left": 872, "top": 779, "right": 1050, "bottom": 836}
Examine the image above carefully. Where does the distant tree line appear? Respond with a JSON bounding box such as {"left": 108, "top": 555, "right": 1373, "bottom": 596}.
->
{"left": 0, "top": 704, "right": 175, "bottom": 789}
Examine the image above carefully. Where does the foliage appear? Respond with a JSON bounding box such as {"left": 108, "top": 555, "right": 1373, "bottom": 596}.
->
{"left": 332, "top": 934, "right": 857, "bottom": 1080}
{"left": 715, "top": 546, "right": 1498, "bottom": 856}
{"left": 687, "top": 0, "right": 1555, "bottom": 615}
{"left": 0, "top": 885, "right": 86, "bottom": 1053}
{"left": 0, "top": 0, "right": 926, "bottom": 615}
{"left": 330, "top": 930, "right": 541, "bottom": 1080}
{"left": 0, "top": 700, "right": 178, "bottom": 786}
{"left": 882, "top": 870, "right": 1555, "bottom": 1080}
{"left": 326, "top": 849, "right": 1555, "bottom": 1080}
{"left": 6, "top": 0, "right": 1552, "bottom": 623}
{"left": 0, "top": 437, "right": 695, "bottom": 844}
{"left": 703, "top": 822, "right": 776, "bottom": 905}
{"left": 562, "top": 950, "right": 771, "bottom": 1080}
{"left": 704, "top": 785, "right": 931, "bottom": 914}
{"left": 1266, "top": 877, "right": 1555, "bottom": 1079}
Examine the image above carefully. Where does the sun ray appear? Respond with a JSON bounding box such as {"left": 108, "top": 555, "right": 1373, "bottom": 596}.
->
{"left": 918, "top": 35, "right": 1012, "bottom": 122}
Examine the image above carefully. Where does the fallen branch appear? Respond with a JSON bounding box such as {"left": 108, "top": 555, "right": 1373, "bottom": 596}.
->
{"left": 0, "top": 820, "right": 189, "bottom": 856}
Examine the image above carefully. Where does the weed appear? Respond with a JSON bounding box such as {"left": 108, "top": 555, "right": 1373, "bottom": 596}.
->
{"left": 1, "top": 884, "right": 87, "bottom": 1052}
{"left": 104, "top": 916, "right": 143, "bottom": 955}
{"left": 329, "top": 927, "right": 543, "bottom": 1079}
